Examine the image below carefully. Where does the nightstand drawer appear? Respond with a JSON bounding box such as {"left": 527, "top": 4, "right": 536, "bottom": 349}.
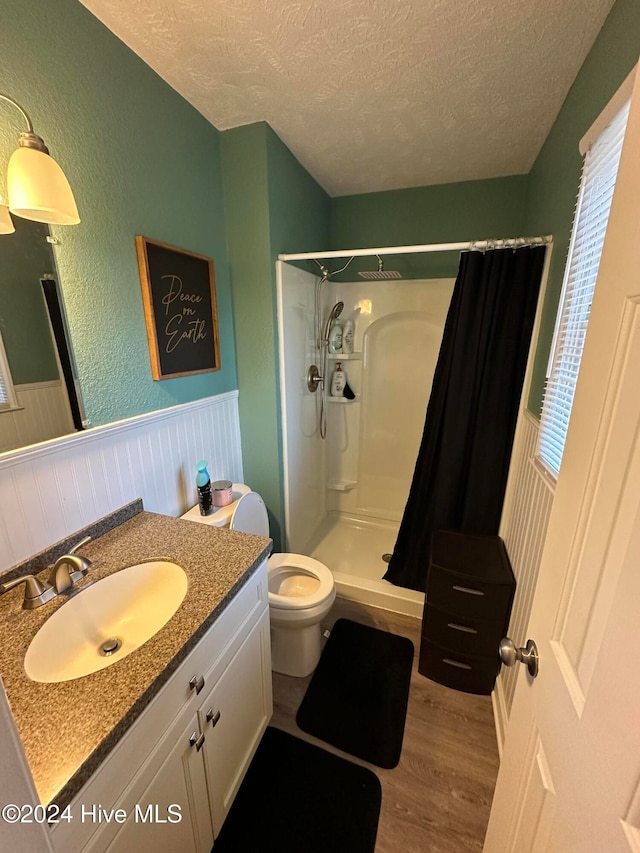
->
{"left": 426, "top": 565, "right": 513, "bottom": 619}
{"left": 418, "top": 638, "right": 500, "bottom": 695}
{"left": 422, "top": 603, "right": 504, "bottom": 657}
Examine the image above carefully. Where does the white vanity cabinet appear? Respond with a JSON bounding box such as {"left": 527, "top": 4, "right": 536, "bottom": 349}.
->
{"left": 86, "top": 708, "right": 214, "bottom": 853}
{"left": 51, "top": 561, "right": 272, "bottom": 853}
{"left": 197, "top": 608, "right": 271, "bottom": 835}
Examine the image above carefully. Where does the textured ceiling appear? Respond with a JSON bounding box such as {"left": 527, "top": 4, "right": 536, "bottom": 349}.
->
{"left": 80, "top": 0, "right": 616, "bottom": 196}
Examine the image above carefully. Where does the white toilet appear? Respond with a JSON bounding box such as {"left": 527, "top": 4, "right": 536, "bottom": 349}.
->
{"left": 181, "top": 485, "right": 335, "bottom": 677}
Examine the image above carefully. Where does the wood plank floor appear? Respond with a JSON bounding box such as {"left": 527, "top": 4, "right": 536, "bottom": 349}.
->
{"left": 271, "top": 597, "right": 500, "bottom": 853}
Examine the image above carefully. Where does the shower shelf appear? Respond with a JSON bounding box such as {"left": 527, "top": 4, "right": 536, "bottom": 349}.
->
{"left": 326, "top": 396, "right": 359, "bottom": 404}
{"left": 327, "top": 480, "right": 357, "bottom": 492}
{"left": 327, "top": 352, "right": 361, "bottom": 360}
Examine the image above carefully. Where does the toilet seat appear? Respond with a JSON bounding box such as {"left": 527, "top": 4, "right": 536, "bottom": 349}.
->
{"left": 267, "top": 553, "right": 334, "bottom": 610}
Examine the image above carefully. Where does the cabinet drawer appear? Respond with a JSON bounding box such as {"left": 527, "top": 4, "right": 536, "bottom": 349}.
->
{"left": 422, "top": 603, "right": 503, "bottom": 657}
{"left": 426, "top": 565, "right": 513, "bottom": 619}
{"left": 418, "top": 638, "right": 500, "bottom": 695}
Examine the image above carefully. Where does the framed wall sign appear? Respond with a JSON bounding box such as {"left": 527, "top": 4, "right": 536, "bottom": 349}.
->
{"left": 136, "top": 236, "right": 221, "bottom": 380}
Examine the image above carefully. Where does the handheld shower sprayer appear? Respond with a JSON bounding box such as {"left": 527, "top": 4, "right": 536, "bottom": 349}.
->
{"left": 308, "top": 300, "right": 345, "bottom": 396}
{"left": 323, "top": 301, "right": 344, "bottom": 344}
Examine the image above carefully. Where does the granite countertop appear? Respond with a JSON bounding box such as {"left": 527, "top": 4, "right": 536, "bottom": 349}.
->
{"left": 0, "top": 510, "right": 271, "bottom": 809}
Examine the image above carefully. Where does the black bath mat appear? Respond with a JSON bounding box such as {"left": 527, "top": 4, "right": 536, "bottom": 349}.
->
{"left": 296, "top": 618, "right": 414, "bottom": 768}
{"left": 213, "top": 726, "right": 381, "bottom": 853}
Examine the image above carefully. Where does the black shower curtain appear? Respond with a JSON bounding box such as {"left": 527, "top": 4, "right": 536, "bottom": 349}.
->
{"left": 384, "top": 246, "right": 546, "bottom": 592}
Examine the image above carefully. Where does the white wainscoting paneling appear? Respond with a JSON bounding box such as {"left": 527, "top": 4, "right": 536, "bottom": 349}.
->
{"left": 494, "top": 410, "right": 555, "bottom": 748}
{"left": 0, "top": 381, "right": 75, "bottom": 454}
{"left": 0, "top": 392, "right": 243, "bottom": 571}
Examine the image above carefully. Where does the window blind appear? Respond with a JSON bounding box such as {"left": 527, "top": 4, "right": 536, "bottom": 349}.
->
{"left": 537, "top": 99, "right": 630, "bottom": 477}
{"left": 0, "top": 372, "right": 9, "bottom": 407}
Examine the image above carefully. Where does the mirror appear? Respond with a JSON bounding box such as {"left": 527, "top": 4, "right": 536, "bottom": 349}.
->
{"left": 0, "top": 216, "right": 85, "bottom": 453}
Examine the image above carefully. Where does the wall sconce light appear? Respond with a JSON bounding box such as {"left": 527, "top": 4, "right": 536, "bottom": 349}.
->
{"left": 0, "top": 92, "right": 80, "bottom": 229}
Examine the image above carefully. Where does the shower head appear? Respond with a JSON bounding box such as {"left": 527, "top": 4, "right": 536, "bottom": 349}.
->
{"left": 323, "top": 301, "right": 344, "bottom": 341}
{"left": 358, "top": 255, "right": 402, "bottom": 280}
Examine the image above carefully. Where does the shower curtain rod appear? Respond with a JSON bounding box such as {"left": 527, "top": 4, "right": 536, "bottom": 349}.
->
{"left": 278, "top": 235, "right": 552, "bottom": 262}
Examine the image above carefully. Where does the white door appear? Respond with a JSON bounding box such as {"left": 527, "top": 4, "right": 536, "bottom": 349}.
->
{"left": 484, "top": 65, "right": 640, "bottom": 851}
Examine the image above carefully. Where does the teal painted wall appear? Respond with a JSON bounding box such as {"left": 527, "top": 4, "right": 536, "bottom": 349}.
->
{"left": 222, "top": 123, "right": 330, "bottom": 548}
{"left": 524, "top": 0, "right": 640, "bottom": 415}
{"left": 1, "top": 0, "right": 236, "bottom": 427}
{"left": 265, "top": 124, "right": 331, "bottom": 543}
{"left": 330, "top": 176, "right": 529, "bottom": 279}
{"left": 221, "top": 124, "right": 276, "bottom": 537}
{"left": 0, "top": 219, "right": 58, "bottom": 384}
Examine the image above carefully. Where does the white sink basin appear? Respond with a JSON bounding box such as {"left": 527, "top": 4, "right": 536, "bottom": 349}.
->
{"left": 24, "top": 561, "right": 188, "bottom": 683}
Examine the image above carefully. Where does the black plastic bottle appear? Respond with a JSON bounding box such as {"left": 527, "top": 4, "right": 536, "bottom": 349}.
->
{"left": 196, "top": 460, "right": 213, "bottom": 516}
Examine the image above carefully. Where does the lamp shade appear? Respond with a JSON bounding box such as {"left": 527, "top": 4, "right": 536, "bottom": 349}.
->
{"left": 7, "top": 146, "right": 80, "bottom": 225}
{"left": 0, "top": 197, "right": 15, "bottom": 234}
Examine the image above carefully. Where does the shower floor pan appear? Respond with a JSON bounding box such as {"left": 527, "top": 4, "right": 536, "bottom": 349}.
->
{"left": 307, "top": 513, "right": 424, "bottom": 618}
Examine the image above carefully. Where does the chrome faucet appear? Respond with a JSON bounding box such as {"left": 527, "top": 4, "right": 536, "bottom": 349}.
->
{"left": 48, "top": 536, "right": 92, "bottom": 594}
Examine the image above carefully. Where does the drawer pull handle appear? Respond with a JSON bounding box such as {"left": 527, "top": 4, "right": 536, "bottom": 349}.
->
{"left": 188, "top": 731, "right": 205, "bottom": 751}
{"left": 447, "top": 622, "right": 478, "bottom": 634}
{"left": 189, "top": 675, "right": 205, "bottom": 694}
{"left": 206, "top": 708, "right": 221, "bottom": 728}
{"left": 442, "top": 658, "right": 472, "bottom": 670}
{"left": 452, "top": 585, "right": 484, "bottom": 596}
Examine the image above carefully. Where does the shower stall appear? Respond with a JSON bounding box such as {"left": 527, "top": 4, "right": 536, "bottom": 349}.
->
{"left": 276, "top": 256, "right": 455, "bottom": 616}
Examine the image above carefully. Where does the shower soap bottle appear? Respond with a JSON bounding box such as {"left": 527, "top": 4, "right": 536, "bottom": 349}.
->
{"left": 330, "top": 362, "right": 346, "bottom": 397}
{"left": 328, "top": 321, "right": 343, "bottom": 353}
{"left": 196, "top": 460, "right": 213, "bottom": 516}
{"left": 342, "top": 319, "right": 354, "bottom": 354}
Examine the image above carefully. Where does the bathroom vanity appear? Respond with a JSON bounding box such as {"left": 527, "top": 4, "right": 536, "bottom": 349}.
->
{"left": 0, "top": 508, "right": 273, "bottom": 852}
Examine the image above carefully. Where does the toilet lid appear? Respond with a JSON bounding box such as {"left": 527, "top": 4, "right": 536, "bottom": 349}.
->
{"left": 230, "top": 492, "right": 270, "bottom": 537}
{"left": 267, "top": 553, "right": 335, "bottom": 610}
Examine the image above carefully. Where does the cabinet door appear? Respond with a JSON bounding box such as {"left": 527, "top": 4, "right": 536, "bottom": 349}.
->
{"left": 84, "top": 711, "right": 213, "bottom": 853}
{"left": 199, "top": 608, "right": 272, "bottom": 836}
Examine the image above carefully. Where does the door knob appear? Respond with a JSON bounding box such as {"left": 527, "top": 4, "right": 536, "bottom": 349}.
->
{"left": 499, "top": 637, "right": 539, "bottom": 678}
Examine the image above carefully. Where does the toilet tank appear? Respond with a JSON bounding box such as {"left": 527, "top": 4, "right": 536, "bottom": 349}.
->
{"left": 180, "top": 483, "right": 251, "bottom": 528}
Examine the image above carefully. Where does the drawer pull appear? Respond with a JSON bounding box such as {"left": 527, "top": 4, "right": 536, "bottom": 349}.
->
{"left": 452, "top": 585, "right": 484, "bottom": 596}
{"left": 188, "top": 731, "right": 205, "bottom": 751}
{"left": 442, "top": 658, "right": 472, "bottom": 670}
{"left": 447, "top": 622, "right": 478, "bottom": 634}
{"left": 206, "top": 708, "right": 221, "bottom": 728}
{"left": 189, "top": 674, "right": 205, "bottom": 694}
